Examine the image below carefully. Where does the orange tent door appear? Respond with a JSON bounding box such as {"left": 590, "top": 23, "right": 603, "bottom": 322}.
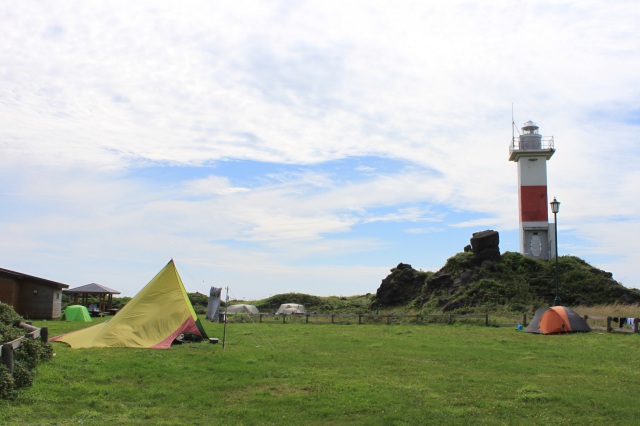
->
{"left": 539, "top": 310, "right": 568, "bottom": 334}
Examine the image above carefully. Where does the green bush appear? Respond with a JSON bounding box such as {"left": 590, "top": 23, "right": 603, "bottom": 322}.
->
{"left": 0, "top": 302, "right": 55, "bottom": 399}
{"left": 0, "top": 323, "right": 24, "bottom": 344}
{"left": 0, "top": 365, "right": 16, "bottom": 401}
{"left": 15, "top": 337, "right": 54, "bottom": 367}
{"left": 0, "top": 303, "right": 22, "bottom": 328}
{"left": 188, "top": 293, "right": 209, "bottom": 311}
{"left": 12, "top": 360, "right": 35, "bottom": 389}
{"left": 1, "top": 303, "right": 24, "bottom": 345}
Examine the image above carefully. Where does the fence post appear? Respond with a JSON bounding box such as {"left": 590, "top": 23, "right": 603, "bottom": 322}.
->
{"left": 485, "top": 313, "right": 489, "bottom": 326}
{"left": 306, "top": 314, "right": 309, "bottom": 324}
{"left": 331, "top": 314, "right": 335, "bottom": 324}
{"left": 606, "top": 317, "right": 612, "bottom": 332}
{"left": 522, "top": 313, "right": 527, "bottom": 326}
{"left": 282, "top": 315, "right": 286, "bottom": 324}
{"left": 358, "top": 314, "right": 362, "bottom": 325}
{"left": 634, "top": 318, "right": 639, "bottom": 333}
{"left": 1, "top": 343, "right": 14, "bottom": 375}
{"left": 259, "top": 314, "right": 263, "bottom": 323}
{"left": 41, "top": 327, "right": 48, "bottom": 343}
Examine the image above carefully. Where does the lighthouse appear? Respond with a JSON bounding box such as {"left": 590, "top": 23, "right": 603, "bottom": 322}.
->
{"left": 509, "top": 120, "right": 555, "bottom": 260}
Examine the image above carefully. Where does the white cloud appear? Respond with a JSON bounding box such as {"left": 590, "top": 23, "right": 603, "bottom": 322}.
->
{"left": 184, "top": 175, "right": 248, "bottom": 196}
{"left": 1, "top": 1, "right": 640, "bottom": 296}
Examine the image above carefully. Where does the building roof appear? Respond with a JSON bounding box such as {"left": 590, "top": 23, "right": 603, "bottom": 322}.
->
{"left": 64, "top": 283, "right": 121, "bottom": 294}
{"left": 0, "top": 267, "right": 70, "bottom": 289}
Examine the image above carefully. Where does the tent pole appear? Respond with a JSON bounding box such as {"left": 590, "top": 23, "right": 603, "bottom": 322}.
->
{"left": 222, "top": 286, "right": 229, "bottom": 349}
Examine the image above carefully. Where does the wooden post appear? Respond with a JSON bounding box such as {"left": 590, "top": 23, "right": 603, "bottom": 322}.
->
{"left": 305, "top": 314, "right": 309, "bottom": 324}
{"left": 606, "top": 317, "right": 612, "bottom": 333}
{"left": 2, "top": 343, "right": 14, "bottom": 375}
{"left": 41, "top": 327, "right": 48, "bottom": 343}
{"left": 331, "top": 314, "right": 335, "bottom": 324}
{"left": 522, "top": 313, "right": 527, "bottom": 326}
{"left": 386, "top": 315, "right": 391, "bottom": 325}
{"left": 358, "top": 314, "right": 362, "bottom": 325}
{"left": 485, "top": 313, "right": 489, "bottom": 327}
{"left": 282, "top": 315, "right": 286, "bottom": 324}
{"left": 259, "top": 314, "right": 263, "bottom": 323}
{"left": 634, "top": 318, "right": 639, "bottom": 334}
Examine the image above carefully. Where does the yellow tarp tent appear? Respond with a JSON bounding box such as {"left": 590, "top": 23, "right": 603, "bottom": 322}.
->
{"left": 51, "top": 260, "right": 207, "bottom": 349}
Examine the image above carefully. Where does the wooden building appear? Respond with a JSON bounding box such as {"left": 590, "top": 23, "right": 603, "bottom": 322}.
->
{"left": 0, "top": 267, "right": 69, "bottom": 319}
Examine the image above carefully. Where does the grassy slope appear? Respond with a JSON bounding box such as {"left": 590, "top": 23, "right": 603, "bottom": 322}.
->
{"left": 1, "top": 317, "right": 639, "bottom": 425}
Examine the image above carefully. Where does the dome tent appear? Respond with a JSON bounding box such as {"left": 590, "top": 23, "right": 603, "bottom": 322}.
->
{"left": 62, "top": 305, "right": 92, "bottom": 322}
{"left": 525, "top": 306, "right": 591, "bottom": 334}
{"left": 226, "top": 304, "right": 259, "bottom": 315}
{"left": 276, "top": 303, "right": 306, "bottom": 315}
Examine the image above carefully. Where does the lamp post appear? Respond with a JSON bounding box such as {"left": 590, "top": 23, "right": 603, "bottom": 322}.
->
{"left": 550, "top": 197, "right": 561, "bottom": 306}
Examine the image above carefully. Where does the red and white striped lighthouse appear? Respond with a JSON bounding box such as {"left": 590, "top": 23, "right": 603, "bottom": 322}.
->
{"left": 509, "top": 120, "right": 555, "bottom": 259}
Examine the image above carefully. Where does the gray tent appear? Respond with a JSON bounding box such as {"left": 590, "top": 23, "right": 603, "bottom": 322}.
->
{"left": 226, "top": 304, "right": 259, "bottom": 315}
{"left": 276, "top": 303, "right": 306, "bottom": 315}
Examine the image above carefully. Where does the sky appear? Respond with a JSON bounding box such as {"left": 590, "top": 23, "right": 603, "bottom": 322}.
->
{"left": 1, "top": 1, "right": 639, "bottom": 299}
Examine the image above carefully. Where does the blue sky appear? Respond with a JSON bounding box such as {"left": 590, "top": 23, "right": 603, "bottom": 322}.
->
{"left": 1, "top": 1, "right": 639, "bottom": 298}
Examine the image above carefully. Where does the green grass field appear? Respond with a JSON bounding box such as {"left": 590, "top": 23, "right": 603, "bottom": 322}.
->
{"left": 2, "top": 317, "right": 639, "bottom": 425}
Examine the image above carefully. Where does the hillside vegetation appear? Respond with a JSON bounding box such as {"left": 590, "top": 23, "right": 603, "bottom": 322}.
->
{"left": 215, "top": 251, "right": 640, "bottom": 315}
{"left": 371, "top": 251, "right": 640, "bottom": 313}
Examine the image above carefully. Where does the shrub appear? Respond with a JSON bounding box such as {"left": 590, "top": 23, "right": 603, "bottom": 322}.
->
{"left": 0, "top": 303, "right": 22, "bottom": 328}
{"left": 0, "top": 302, "right": 55, "bottom": 399}
{"left": 0, "top": 323, "right": 24, "bottom": 344}
{"left": 12, "top": 360, "right": 35, "bottom": 388}
{"left": 1, "top": 303, "right": 24, "bottom": 345}
{"left": 0, "top": 365, "right": 16, "bottom": 401}
{"left": 15, "top": 337, "right": 54, "bottom": 368}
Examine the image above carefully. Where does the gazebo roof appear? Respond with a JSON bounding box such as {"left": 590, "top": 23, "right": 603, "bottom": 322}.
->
{"left": 64, "top": 283, "right": 121, "bottom": 294}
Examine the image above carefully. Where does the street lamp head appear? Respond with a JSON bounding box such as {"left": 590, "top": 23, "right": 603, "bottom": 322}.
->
{"left": 550, "top": 197, "right": 560, "bottom": 214}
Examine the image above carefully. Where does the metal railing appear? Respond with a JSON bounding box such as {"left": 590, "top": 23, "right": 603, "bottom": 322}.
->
{"left": 509, "top": 136, "right": 555, "bottom": 155}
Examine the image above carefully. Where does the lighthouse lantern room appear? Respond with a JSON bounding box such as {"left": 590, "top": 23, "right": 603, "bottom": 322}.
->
{"left": 509, "top": 120, "right": 555, "bottom": 260}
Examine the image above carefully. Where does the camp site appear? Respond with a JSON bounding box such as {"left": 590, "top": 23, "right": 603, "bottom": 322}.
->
{"left": 2, "top": 259, "right": 640, "bottom": 424}
{"left": 4, "top": 1, "right": 640, "bottom": 423}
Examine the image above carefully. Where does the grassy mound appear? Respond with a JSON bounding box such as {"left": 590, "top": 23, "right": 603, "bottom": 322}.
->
{"left": 414, "top": 251, "right": 640, "bottom": 313}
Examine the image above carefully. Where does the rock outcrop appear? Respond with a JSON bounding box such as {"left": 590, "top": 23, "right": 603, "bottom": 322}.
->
{"left": 469, "top": 230, "right": 501, "bottom": 262}
{"left": 372, "top": 263, "right": 427, "bottom": 307}
{"left": 371, "top": 229, "right": 640, "bottom": 311}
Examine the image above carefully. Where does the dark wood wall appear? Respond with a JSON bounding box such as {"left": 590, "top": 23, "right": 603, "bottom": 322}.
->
{"left": 0, "top": 277, "right": 63, "bottom": 319}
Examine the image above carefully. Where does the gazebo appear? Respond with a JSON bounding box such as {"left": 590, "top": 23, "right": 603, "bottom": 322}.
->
{"left": 64, "top": 283, "right": 121, "bottom": 314}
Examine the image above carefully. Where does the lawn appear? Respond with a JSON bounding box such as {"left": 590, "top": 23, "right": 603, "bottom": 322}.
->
{"left": 1, "top": 317, "right": 639, "bottom": 425}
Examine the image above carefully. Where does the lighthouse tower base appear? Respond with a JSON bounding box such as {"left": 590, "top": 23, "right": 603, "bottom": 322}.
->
{"left": 520, "top": 223, "right": 557, "bottom": 260}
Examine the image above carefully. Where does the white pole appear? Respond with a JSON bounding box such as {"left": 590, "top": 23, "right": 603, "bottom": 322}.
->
{"left": 222, "top": 286, "right": 229, "bottom": 349}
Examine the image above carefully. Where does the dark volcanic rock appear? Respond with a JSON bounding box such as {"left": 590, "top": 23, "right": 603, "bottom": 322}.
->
{"left": 373, "top": 263, "right": 426, "bottom": 307}
{"left": 470, "top": 230, "right": 501, "bottom": 262}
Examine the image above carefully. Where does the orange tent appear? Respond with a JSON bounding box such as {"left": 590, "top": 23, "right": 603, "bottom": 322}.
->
{"left": 525, "top": 306, "right": 591, "bottom": 334}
